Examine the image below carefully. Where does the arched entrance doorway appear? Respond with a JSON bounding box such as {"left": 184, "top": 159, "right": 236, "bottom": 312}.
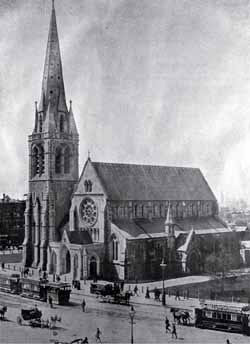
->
{"left": 89, "top": 256, "right": 97, "bottom": 279}
{"left": 61, "top": 246, "right": 71, "bottom": 275}
{"left": 187, "top": 251, "right": 201, "bottom": 274}
{"left": 73, "top": 254, "right": 78, "bottom": 280}
{"left": 51, "top": 251, "right": 57, "bottom": 274}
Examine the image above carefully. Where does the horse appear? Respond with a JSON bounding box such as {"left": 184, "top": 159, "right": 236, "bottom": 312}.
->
{"left": 181, "top": 311, "right": 191, "bottom": 325}
{"left": 0, "top": 306, "right": 7, "bottom": 320}
{"left": 170, "top": 308, "right": 192, "bottom": 325}
{"left": 50, "top": 315, "right": 62, "bottom": 329}
{"left": 170, "top": 308, "right": 182, "bottom": 324}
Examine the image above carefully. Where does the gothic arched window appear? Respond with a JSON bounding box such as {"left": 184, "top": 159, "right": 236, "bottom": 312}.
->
{"left": 39, "top": 145, "right": 45, "bottom": 175}
{"left": 73, "top": 207, "right": 78, "bottom": 230}
{"left": 59, "top": 115, "right": 64, "bottom": 133}
{"left": 112, "top": 236, "right": 119, "bottom": 261}
{"left": 64, "top": 146, "right": 70, "bottom": 173}
{"left": 39, "top": 114, "right": 43, "bottom": 133}
{"left": 160, "top": 204, "right": 165, "bottom": 217}
{"left": 55, "top": 146, "right": 62, "bottom": 174}
{"left": 84, "top": 180, "right": 88, "bottom": 192}
{"left": 32, "top": 146, "right": 39, "bottom": 177}
{"left": 153, "top": 204, "right": 159, "bottom": 217}
{"left": 88, "top": 180, "right": 92, "bottom": 192}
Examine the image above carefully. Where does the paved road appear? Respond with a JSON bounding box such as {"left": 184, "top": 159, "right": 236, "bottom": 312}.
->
{"left": 0, "top": 292, "right": 249, "bottom": 343}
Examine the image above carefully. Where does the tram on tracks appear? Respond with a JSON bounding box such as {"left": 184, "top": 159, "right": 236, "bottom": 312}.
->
{"left": 0, "top": 273, "right": 22, "bottom": 294}
{"left": 0, "top": 274, "right": 71, "bottom": 305}
{"left": 195, "top": 300, "right": 250, "bottom": 336}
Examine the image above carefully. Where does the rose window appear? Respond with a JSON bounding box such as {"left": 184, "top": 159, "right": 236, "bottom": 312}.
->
{"left": 80, "top": 198, "right": 98, "bottom": 226}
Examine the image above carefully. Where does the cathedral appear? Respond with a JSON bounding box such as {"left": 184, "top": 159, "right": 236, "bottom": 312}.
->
{"left": 22, "top": 2, "right": 241, "bottom": 282}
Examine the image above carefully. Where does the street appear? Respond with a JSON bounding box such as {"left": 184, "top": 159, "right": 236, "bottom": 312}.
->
{"left": 0, "top": 292, "right": 249, "bottom": 343}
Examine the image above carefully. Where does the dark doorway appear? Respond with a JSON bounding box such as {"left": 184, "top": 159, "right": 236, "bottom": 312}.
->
{"left": 90, "top": 256, "right": 97, "bottom": 279}
{"left": 51, "top": 251, "right": 57, "bottom": 274}
{"left": 187, "top": 251, "right": 200, "bottom": 274}
{"left": 73, "top": 254, "right": 78, "bottom": 280}
{"left": 66, "top": 250, "right": 71, "bottom": 273}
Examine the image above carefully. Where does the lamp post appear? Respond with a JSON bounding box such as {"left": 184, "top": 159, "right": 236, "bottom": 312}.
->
{"left": 129, "top": 306, "right": 136, "bottom": 344}
{"left": 160, "top": 259, "right": 167, "bottom": 306}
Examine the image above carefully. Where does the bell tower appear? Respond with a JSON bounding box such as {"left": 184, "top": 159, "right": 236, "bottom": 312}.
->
{"left": 22, "top": 0, "right": 79, "bottom": 270}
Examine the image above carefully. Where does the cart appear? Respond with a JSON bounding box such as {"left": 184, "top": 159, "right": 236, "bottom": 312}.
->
{"left": 16, "top": 308, "right": 49, "bottom": 328}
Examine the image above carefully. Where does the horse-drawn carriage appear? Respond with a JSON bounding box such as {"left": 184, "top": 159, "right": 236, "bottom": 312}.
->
{"left": 170, "top": 307, "right": 193, "bottom": 325}
{"left": 16, "top": 307, "right": 61, "bottom": 328}
{"left": 90, "top": 282, "right": 131, "bottom": 305}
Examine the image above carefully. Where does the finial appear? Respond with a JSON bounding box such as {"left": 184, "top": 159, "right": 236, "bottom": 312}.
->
{"left": 69, "top": 100, "right": 72, "bottom": 111}
{"left": 35, "top": 101, "right": 38, "bottom": 112}
{"left": 88, "top": 150, "right": 91, "bottom": 160}
{"left": 52, "top": 0, "right": 55, "bottom": 10}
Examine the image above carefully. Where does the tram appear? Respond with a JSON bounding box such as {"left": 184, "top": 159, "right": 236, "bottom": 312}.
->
{"left": 195, "top": 300, "right": 250, "bottom": 336}
{"left": 0, "top": 274, "right": 71, "bottom": 305}
{"left": 46, "top": 282, "right": 71, "bottom": 305}
{"left": 0, "top": 273, "right": 21, "bottom": 294}
{"left": 20, "top": 278, "right": 47, "bottom": 301}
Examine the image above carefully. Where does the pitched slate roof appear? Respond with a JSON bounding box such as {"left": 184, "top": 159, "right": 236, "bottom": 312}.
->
{"left": 112, "top": 216, "right": 226, "bottom": 240}
{"left": 92, "top": 162, "right": 216, "bottom": 202}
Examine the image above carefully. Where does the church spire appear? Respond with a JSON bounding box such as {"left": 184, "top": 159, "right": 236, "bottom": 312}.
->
{"left": 39, "top": 0, "right": 67, "bottom": 113}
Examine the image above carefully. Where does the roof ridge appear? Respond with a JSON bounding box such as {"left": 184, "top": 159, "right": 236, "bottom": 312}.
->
{"left": 92, "top": 161, "right": 199, "bottom": 170}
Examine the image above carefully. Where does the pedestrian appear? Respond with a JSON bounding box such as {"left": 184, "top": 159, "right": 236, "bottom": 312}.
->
{"left": 95, "top": 327, "right": 102, "bottom": 343}
{"left": 120, "top": 281, "right": 124, "bottom": 291}
{"left": 171, "top": 322, "right": 177, "bottom": 339}
{"left": 145, "top": 287, "right": 150, "bottom": 299}
{"left": 134, "top": 285, "right": 139, "bottom": 296}
{"left": 165, "top": 316, "right": 170, "bottom": 332}
{"left": 48, "top": 295, "right": 53, "bottom": 308}
{"left": 226, "top": 340, "right": 231, "bottom": 344}
{"left": 81, "top": 298, "right": 86, "bottom": 312}
{"left": 175, "top": 289, "right": 180, "bottom": 300}
{"left": 186, "top": 289, "right": 189, "bottom": 300}
{"left": 82, "top": 337, "right": 88, "bottom": 344}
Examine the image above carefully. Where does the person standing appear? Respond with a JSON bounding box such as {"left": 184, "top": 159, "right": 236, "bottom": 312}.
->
{"left": 145, "top": 287, "right": 150, "bottom": 299}
{"left": 95, "top": 328, "right": 102, "bottom": 343}
{"left": 48, "top": 295, "right": 53, "bottom": 308}
{"left": 134, "top": 285, "right": 139, "bottom": 296}
{"left": 171, "top": 323, "right": 177, "bottom": 339}
{"left": 81, "top": 298, "right": 86, "bottom": 312}
{"left": 175, "top": 289, "right": 180, "bottom": 300}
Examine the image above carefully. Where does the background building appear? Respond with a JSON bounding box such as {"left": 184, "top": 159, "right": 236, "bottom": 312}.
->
{"left": 0, "top": 194, "right": 25, "bottom": 248}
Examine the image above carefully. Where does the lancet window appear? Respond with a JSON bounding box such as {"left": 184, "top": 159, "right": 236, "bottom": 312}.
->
{"left": 55, "top": 146, "right": 62, "bottom": 174}
{"left": 64, "top": 146, "right": 70, "bottom": 173}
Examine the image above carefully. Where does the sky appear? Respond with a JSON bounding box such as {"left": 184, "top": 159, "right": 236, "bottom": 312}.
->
{"left": 1, "top": 0, "right": 250, "bottom": 204}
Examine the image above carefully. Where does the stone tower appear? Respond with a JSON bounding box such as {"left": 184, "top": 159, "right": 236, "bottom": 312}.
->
{"left": 22, "top": 1, "right": 79, "bottom": 271}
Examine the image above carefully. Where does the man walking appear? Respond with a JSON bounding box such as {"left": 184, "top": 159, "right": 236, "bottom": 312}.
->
{"left": 165, "top": 316, "right": 170, "bottom": 332}
{"left": 171, "top": 322, "right": 178, "bottom": 339}
{"left": 81, "top": 298, "right": 86, "bottom": 312}
{"left": 48, "top": 295, "right": 53, "bottom": 308}
{"left": 133, "top": 285, "right": 139, "bottom": 296}
{"left": 95, "top": 328, "right": 102, "bottom": 343}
